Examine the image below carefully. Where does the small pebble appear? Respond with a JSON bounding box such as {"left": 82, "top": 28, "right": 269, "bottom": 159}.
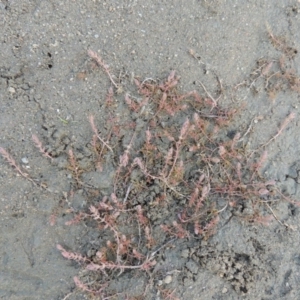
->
{"left": 164, "top": 275, "right": 172, "bottom": 284}
{"left": 222, "top": 287, "right": 228, "bottom": 294}
{"left": 157, "top": 280, "right": 163, "bottom": 286}
{"left": 21, "top": 157, "right": 29, "bottom": 164}
{"left": 8, "top": 87, "right": 16, "bottom": 94}
{"left": 181, "top": 249, "right": 189, "bottom": 258}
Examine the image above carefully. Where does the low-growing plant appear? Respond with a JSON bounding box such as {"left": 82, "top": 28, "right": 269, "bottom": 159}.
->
{"left": 1, "top": 45, "right": 298, "bottom": 299}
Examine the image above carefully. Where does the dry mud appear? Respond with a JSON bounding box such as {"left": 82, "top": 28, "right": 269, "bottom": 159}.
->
{"left": 1, "top": 1, "right": 300, "bottom": 299}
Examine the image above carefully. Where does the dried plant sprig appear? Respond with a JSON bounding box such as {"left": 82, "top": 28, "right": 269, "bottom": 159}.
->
{"left": 86, "top": 255, "right": 156, "bottom": 272}
{"left": 56, "top": 244, "right": 88, "bottom": 263}
{"left": 125, "top": 93, "right": 139, "bottom": 112}
{"left": 161, "top": 221, "right": 190, "bottom": 239}
{"left": 105, "top": 86, "right": 114, "bottom": 107}
{"left": 133, "top": 157, "right": 186, "bottom": 198}
{"left": 161, "top": 147, "right": 174, "bottom": 177}
{"left": 199, "top": 215, "right": 220, "bottom": 238}
{"left": 158, "top": 288, "right": 180, "bottom": 300}
{"left": 167, "top": 119, "right": 190, "bottom": 180}
{"left": 114, "top": 132, "right": 137, "bottom": 191}
{"left": 32, "top": 134, "right": 52, "bottom": 160}
{"left": 89, "top": 115, "right": 113, "bottom": 153}
{"left": 161, "top": 70, "right": 180, "bottom": 91}
{"left": 188, "top": 175, "right": 205, "bottom": 208}
{"left": 87, "top": 49, "right": 119, "bottom": 89}
{"left": 119, "top": 132, "right": 136, "bottom": 168}
{"left": 262, "top": 112, "right": 295, "bottom": 148}
{"left": 252, "top": 150, "right": 268, "bottom": 177}
{"left": 74, "top": 276, "right": 111, "bottom": 298}
{"left": 197, "top": 80, "right": 218, "bottom": 108}
{"left": 266, "top": 22, "right": 297, "bottom": 58}
{"left": 68, "top": 149, "right": 81, "bottom": 186}
{"left": 136, "top": 205, "right": 148, "bottom": 226}
{"left": 125, "top": 93, "right": 149, "bottom": 113}
{"left": 0, "top": 147, "right": 36, "bottom": 185}
{"left": 73, "top": 276, "right": 91, "bottom": 293}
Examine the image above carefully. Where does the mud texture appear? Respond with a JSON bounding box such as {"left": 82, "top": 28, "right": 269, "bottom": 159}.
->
{"left": 2, "top": 1, "right": 300, "bottom": 300}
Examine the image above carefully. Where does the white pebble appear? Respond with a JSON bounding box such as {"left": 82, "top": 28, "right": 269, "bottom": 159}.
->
{"left": 8, "top": 87, "right": 16, "bottom": 94}
{"left": 164, "top": 275, "right": 172, "bottom": 284}
{"left": 21, "top": 157, "right": 29, "bottom": 164}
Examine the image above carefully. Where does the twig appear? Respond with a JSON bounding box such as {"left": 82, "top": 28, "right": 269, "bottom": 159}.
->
{"left": 62, "top": 293, "right": 73, "bottom": 300}
{"left": 88, "top": 49, "right": 119, "bottom": 89}
{"left": 217, "top": 202, "right": 228, "bottom": 214}
{"left": 265, "top": 203, "right": 295, "bottom": 231}
{"left": 188, "top": 49, "right": 206, "bottom": 66}
{"left": 133, "top": 157, "right": 187, "bottom": 198}
{"left": 261, "top": 112, "right": 295, "bottom": 148}
{"left": 89, "top": 115, "right": 113, "bottom": 153}
{"left": 197, "top": 80, "right": 217, "bottom": 107}
{"left": 86, "top": 254, "right": 156, "bottom": 271}
{"left": 265, "top": 71, "right": 280, "bottom": 89}
{"left": 150, "top": 238, "right": 176, "bottom": 257}
{"left": 238, "top": 117, "right": 256, "bottom": 142}
{"left": 141, "top": 77, "right": 157, "bottom": 85}
{"left": 123, "top": 184, "right": 132, "bottom": 203}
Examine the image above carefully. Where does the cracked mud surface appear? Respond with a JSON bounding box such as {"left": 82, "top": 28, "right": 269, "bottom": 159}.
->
{"left": 2, "top": 1, "right": 300, "bottom": 299}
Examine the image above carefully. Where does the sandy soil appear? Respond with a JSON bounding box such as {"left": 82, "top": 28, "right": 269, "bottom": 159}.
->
{"left": 1, "top": 1, "right": 300, "bottom": 299}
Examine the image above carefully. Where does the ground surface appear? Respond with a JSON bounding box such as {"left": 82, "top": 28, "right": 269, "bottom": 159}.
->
{"left": 1, "top": 1, "right": 300, "bottom": 299}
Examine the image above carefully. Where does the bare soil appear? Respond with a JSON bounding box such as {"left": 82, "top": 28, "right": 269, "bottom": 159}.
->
{"left": 1, "top": 1, "right": 300, "bottom": 299}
